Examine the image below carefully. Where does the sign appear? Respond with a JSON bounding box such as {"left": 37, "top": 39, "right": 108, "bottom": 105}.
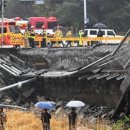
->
{"left": 35, "top": 0, "right": 44, "bottom": 4}
{"left": 20, "top": 0, "right": 34, "bottom": 1}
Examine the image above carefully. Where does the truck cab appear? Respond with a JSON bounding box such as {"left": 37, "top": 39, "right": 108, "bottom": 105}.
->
{"left": 28, "top": 16, "right": 59, "bottom": 34}
{"left": 0, "top": 20, "right": 24, "bottom": 48}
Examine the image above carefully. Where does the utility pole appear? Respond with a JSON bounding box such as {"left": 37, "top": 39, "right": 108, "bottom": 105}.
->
{"left": 1, "top": 0, "right": 4, "bottom": 46}
{"left": 84, "top": 0, "right": 89, "bottom": 29}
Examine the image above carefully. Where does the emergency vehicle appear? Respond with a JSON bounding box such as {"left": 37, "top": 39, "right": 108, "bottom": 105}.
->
{"left": 16, "top": 20, "right": 28, "bottom": 34}
{"left": 27, "top": 16, "right": 60, "bottom": 34}
{"left": 0, "top": 20, "right": 25, "bottom": 48}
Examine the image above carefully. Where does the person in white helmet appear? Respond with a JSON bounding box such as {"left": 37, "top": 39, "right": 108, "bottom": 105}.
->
{"left": 41, "top": 26, "right": 47, "bottom": 48}
{"left": 29, "top": 26, "right": 35, "bottom": 48}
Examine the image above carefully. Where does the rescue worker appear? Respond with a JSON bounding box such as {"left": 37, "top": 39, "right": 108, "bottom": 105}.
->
{"left": 0, "top": 107, "right": 7, "bottom": 130}
{"left": 41, "top": 26, "right": 47, "bottom": 48}
{"left": 29, "top": 26, "right": 35, "bottom": 48}
{"left": 78, "top": 30, "right": 84, "bottom": 46}
{"left": 66, "top": 28, "right": 72, "bottom": 47}
{"left": 54, "top": 26, "right": 63, "bottom": 47}
{"left": 54, "top": 26, "right": 63, "bottom": 38}
{"left": 24, "top": 27, "right": 30, "bottom": 47}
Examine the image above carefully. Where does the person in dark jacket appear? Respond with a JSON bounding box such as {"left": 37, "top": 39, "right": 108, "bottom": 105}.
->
{"left": 41, "top": 109, "right": 51, "bottom": 130}
{"left": 29, "top": 26, "right": 35, "bottom": 48}
{"left": 94, "top": 28, "right": 104, "bottom": 47}
{"left": 97, "top": 28, "right": 103, "bottom": 37}
{"left": 68, "top": 107, "right": 77, "bottom": 130}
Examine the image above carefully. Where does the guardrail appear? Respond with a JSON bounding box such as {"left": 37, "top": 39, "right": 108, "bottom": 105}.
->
{"left": 34, "top": 36, "right": 129, "bottom": 47}
{"left": 0, "top": 33, "right": 129, "bottom": 48}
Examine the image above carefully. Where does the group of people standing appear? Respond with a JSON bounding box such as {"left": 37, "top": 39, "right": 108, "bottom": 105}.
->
{"left": 23, "top": 25, "right": 104, "bottom": 48}
{"left": 23, "top": 25, "right": 80, "bottom": 48}
{"left": 40, "top": 107, "right": 77, "bottom": 130}
{"left": 24, "top": 25, "right": 65, "bottom": 48}
{"left": 0, "top": 106, "right": 78, "bottom": 130}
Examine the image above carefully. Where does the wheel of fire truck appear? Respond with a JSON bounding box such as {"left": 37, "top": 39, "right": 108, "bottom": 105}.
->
{"left": 46, "top": 41, "right": 52, "bottom": 48}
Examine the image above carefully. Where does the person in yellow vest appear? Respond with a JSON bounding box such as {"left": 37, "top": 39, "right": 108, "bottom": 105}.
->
{"left": 24, "top": 27, "right": 30, "bottom": 47}
{"left": 41, "top": 26, "right": 47, "bottom": 48}
{"left": 66, "top": 28, "right": 72, "bottom": 47}
{"left": 78, "top": 30, "right": 84, "bottom": 46}
{"left": 29, "top": 26, "right": 35, "bottom": 48}
{"left": 54, "top": 26, "right": 63, "bottom": 38}
{"left": 54, "top": 26, "right": 63, "bottom": 47}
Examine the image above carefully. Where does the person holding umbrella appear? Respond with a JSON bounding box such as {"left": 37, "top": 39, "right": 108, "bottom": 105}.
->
{"left": 35, "top": 101, "right": 54, "bottom": 130}
{"left": 41, "top": 109, "right": 51, "bottom": 130}
{"left": 97, "top": 28, "right": 104, "bottom": 37}
{"left": 68, "top": 107, "right": 77, "bottom": 130}
{"left": 66, "top": 100, "right": 85, "bottom": 130}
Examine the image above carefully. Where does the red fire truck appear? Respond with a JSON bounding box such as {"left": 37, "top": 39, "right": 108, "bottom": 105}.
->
{"left": 16, "top": 20, "right": 28, "bottom": 34}
{"left": 0, "top": 20, "right": 25, "bottom": 48}
{"left": 27, "top": 16, "right": 60, "bottom": 34}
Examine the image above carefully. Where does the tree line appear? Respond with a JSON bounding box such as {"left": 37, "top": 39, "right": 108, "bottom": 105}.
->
{"left": 3, "top": 0, "right": 130, "bottom": 33}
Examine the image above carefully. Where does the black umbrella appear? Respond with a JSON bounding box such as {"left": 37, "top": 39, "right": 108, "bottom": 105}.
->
{"left": 53, "top": 26, "right": 64, "bottom": 32}
{"left": 53, "top": 26, "right": 66, "bottom": 36}
{"left": 93, "top": 23, "right": 107, "bottom": 29}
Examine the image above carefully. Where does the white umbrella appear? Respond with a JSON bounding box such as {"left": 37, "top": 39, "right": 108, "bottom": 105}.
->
{"left": 66, "top": 100, "right": 85, "bottom": 108}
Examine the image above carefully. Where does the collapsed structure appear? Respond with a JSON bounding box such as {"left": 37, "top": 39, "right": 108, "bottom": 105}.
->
{"left": 0, "top": 29, "right": 130, "bottom": 119}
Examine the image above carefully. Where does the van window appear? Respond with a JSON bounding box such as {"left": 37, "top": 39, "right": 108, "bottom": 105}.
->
{"left": 101, "top": 31, "right": 105, "bottom": 35}
{"left": 107, "top": 31, "right": 115, "bottom": 36}
{"left": 36, "top": 22, "right": 44, "bottom": 28}
{"left": 0, "top": 27, "right": 7, "bottom": 33}
{"left": 90, "top": 30, "right": 97, "bottom": 35}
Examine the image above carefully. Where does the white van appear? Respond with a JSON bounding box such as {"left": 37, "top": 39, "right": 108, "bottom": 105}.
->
{"left": 84, "top": 29, "right": 123, "bottom": 44}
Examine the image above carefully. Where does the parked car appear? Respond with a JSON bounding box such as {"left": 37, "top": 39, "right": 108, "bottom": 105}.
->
{"left": 84, "top": 29, "right": 123, "bottom": 44}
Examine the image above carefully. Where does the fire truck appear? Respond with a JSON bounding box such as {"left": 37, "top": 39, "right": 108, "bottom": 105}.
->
{"left": 0, "top": 20, "right": 25, "bottom": 48}
{"left": 15, "top": 20, "right": 28, "bottom": 34}
{"left": 27, "top": 16, "right": 60, "bottom": 34}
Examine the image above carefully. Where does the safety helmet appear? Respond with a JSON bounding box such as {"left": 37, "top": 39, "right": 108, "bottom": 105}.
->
{"left": 31, "top": 26, "right": 34, "bottom": 28}
{"left": 57, "top": 26, "right": 60, "bottom": 29}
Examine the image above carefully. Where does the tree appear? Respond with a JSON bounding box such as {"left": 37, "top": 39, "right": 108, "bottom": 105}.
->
{"left": 51, "top": 2, "right": 84, "bottom": 34}
{"left": 5, "top": 0, "right": 35, "bottom": 18}
{"left": 2, "top": 0, "right": 130, "bottom": 33}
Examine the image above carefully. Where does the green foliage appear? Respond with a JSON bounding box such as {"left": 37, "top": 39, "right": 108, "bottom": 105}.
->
{"left": 112, "top": 115, "right": 130, "bottom": 130}
{"left": 3, "top": 0, "right": 130, "bottom": 32}
{"left": 52, "top": 2, "right": 83, "bottom": 27}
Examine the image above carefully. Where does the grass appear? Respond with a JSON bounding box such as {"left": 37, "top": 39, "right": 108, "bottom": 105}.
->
{"left": 3, "top": 109, "right": 123, "bottom": 130}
